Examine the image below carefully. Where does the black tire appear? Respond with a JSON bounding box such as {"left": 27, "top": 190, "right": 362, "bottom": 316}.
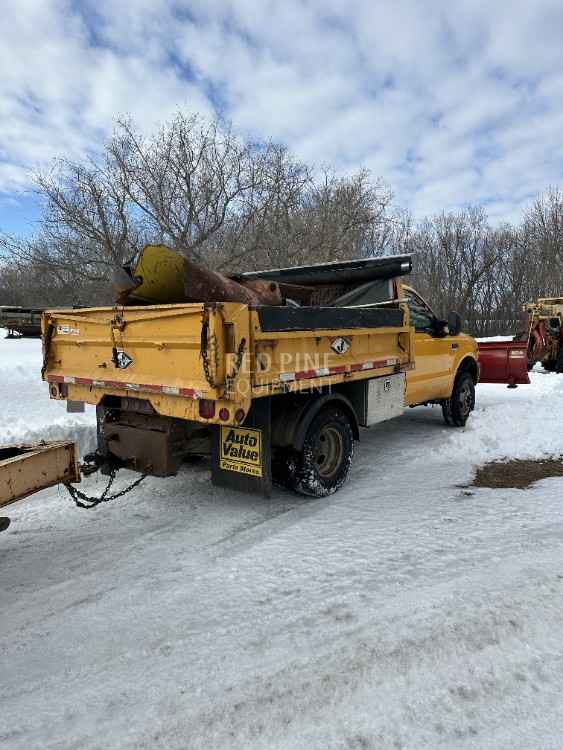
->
{"left": 556, "top": 348, "right": 563, "bottom": 374}
{"left": 542, "top": 359, "right": 556, "bottom": 372}
{"left": 442, "top": 371, "right": 475, "bottom": 427}
{"left": 277, "top": 407, "right": 355, "bottom": 498}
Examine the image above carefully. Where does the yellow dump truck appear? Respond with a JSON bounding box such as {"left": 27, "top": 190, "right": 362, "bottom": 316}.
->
{"left": 35, "top": 252, "right": 479, "bottom": 499}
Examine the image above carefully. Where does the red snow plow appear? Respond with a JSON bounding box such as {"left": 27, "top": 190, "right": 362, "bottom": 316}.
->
{"left": 477, "top": 341, "right": 530, "bottom": 387}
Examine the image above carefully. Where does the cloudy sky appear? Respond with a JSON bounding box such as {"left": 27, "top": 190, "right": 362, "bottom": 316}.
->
{"left": 2, "top": 0, "right": 563, "bottom": 235}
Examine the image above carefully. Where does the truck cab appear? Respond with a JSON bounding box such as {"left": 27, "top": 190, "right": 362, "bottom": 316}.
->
{"left": 401, "top": 284, "right": 479, "bottom": 423}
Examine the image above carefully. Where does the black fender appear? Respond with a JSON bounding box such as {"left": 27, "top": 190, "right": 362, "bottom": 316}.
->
{"left": 271, "top": 392, "right": 360, "bottom": 450}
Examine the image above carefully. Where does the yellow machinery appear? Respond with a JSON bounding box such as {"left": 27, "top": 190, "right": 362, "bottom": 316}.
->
{"left": 0, "top": 441, "right": 80, "bottom": 530}
{"left": 1, "top": 250, "right": 481, "bottom": 514}
{"left": 522, "top": 297, "right": 563, "bottom": 372}
{"left": 38, "top": 251, "right": 480, "bottom": 498}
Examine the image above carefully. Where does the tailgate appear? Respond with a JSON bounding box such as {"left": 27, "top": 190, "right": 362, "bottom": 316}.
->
{"left": 42, "top": 304, "right": 247, "bottom": 406}
{"left": 478, "top": 341, "right": 530, "bottom": 385}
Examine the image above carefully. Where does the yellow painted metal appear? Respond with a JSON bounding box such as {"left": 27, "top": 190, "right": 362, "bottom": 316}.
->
{"left": 0, "top": 441, "right": 80, "bottom": 508}
{"left": 42, "top": 295, "right": 414, "bottom": 425}
{"left": 123, "top": 244, "right": 186, "bottom": 304}
{"left": 523, "top": 297, "right": 563, "bottom": 318}
{"left": 402, "top": 284, "right": 479, "bottom": 406}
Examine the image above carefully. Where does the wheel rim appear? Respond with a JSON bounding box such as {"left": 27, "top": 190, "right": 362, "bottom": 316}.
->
{"left": 313, "top": 425, "right": 344, "bottom": 479}
{"left": 458, "top": 381, "right": 473, "bottom": 416}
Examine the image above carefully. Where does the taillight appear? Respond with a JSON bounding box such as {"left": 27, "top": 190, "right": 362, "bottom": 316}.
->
{"left": 235, "top": 409, "right": 245, "bottom": 422}
{"left": 51, "top": 383, "right": 68, "bottom": 398}
{"left": 198, "top": 399, "right": 216, "bottom": 419}
{"left": 219, "top": 407, "right": 230, "bottom": 421}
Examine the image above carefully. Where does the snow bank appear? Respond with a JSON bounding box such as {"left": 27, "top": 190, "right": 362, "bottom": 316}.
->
{"left": 443, "top": 370, "right": 563, "bottom": 465}
{"left": 0, "top": 331, "right": 96, "bottom": 455}
{"left": 476, "top": 334, "right": 515, "bottom": 342}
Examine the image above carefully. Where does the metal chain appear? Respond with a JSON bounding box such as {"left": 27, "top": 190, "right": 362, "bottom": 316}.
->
{"left": 201, "top": 308, "right": 220, "bottom": 389}
{"left": 200, "top": 307, "right": 246, "bottom": 395}
{"left": 224, "top": 338, "right": 247, "bottom": 398}
{"left": 202, "top": 333, "right": 220, "bottom": 388}
{"left": 64, "top": 468, "right": 147, "bottom": 509}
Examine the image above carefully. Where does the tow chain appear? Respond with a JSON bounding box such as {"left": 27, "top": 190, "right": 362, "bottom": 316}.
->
{"left": 224, "top": 338, "right": 247, "bottom": 398}
{"left": 64, "top": 467, "right": 147, "bottom": 509}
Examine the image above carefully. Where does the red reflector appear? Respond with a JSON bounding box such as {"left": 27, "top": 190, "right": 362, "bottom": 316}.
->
{"left": 219, "top": 407, "right": 230, "bottom": 421}
{"left": 235, "top": 409, "right": 245, "bottom": 422}
{"left": 198, "top": 399, "right": 216, "bottom": 419}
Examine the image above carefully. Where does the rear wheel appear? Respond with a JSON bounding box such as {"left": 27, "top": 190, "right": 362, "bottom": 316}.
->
{"left": 442, "top": 372, "right": 475, "bottom": 427}
{"left": 275, "top": 407, "right": 355, "bottom": 497}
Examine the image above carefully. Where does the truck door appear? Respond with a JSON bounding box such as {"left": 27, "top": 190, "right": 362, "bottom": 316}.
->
{"left": 404, "top": 287, "right": 453, "bottom": 405}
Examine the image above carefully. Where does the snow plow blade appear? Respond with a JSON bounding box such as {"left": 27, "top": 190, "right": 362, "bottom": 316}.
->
{"left": 0, "top": 441, "right": 80, "bottom": 510}
{"left": 478, "top": 341, "right": 530, "bottom": 386}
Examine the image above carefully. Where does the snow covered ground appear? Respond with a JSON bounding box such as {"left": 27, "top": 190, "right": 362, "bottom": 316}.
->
{"left": 0, "top": 335, "right": 96, "bottom": 454}
{"left": 2, "top": 332, "right": 563, "bottom": 750}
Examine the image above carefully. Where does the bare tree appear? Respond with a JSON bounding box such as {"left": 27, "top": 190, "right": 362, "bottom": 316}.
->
{"left": 108, "top": 114, "right": 275, "bottom": 265}
{"left": 2, "top": 108, "right": 561, "bottom": 333}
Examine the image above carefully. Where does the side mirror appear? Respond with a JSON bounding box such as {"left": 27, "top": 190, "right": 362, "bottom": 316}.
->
{"left": 447, "top": 311, "right": 462, "bottom": 336}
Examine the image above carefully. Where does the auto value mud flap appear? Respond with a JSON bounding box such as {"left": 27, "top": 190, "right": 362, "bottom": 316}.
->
{"left": 211, "top": 398, "right": 272, "bottom": 497}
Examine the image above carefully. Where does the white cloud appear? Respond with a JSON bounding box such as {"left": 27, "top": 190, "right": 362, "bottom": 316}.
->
{"left": 1, "top": 0, "right": 563, "bottom": 228}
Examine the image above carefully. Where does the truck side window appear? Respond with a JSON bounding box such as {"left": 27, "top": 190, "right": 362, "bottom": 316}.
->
{"left": 405, "top": 290, "right": 435, "bottom": 333}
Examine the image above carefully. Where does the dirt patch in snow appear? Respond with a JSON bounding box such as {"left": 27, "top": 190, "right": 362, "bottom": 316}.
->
{"left": 472, "top": 457, "right": 563, "bottom": 489}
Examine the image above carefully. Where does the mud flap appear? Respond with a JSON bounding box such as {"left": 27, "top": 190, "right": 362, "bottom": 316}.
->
{"left": 211, "top": 398, "right": 272, "bottom": 497}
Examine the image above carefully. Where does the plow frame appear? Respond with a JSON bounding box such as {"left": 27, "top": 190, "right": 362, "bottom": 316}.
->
{"left": 0, "top": 441, "right": 80, "bottom": 509}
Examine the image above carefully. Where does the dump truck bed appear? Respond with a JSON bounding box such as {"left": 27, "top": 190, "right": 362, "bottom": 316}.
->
{"left": 42, "top": 300, "right": 413, "bottom": 426}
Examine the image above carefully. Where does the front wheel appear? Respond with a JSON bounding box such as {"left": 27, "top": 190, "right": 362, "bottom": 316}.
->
{"left": 442, "top": 372, "right": 475, "bottom": 427}
{"left": 276, "top": 407, "right": 355, "bottom": 497}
